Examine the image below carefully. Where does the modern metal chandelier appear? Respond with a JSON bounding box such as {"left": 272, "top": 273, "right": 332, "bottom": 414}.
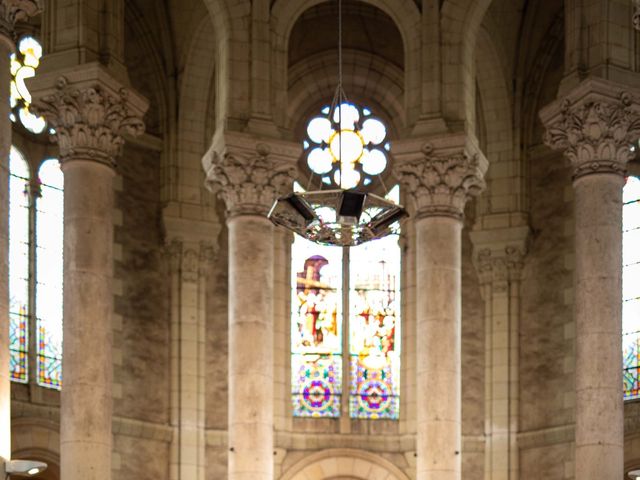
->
{"left": 268, "top": 0, "right": 408, "bottom": 246}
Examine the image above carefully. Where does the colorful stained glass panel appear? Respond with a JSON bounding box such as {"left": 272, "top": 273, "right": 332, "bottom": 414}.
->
{"left": 9, "top": 146, "right": 30, "bottom": 383}
{"left": 291, "top": 235, "right": 342, "bottom": 417}
{"left": 35, "top": 159, "right": 63, "bottom": 389}
{"left": 291, "top": 354, "right": 342, "bottom": 417}
{"left": 624, "top": 176, "right": 640, "bottom": 400}
{"left": 349, "top": 234, "right": 401, "bottom": 419}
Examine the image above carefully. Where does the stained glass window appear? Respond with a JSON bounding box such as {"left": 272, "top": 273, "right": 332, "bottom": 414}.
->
{"left": 291, "top": 236, "right": 343, "bottom": 417}
{"left": 349, "top": 233, "right": 401, "bottom": 419}
{"left": 623, "top": 176, "right": 640, "bottom": 400}
{"left": 10, "top": 36, "right": 46, "bottom": 134}
{"left": 8, "top": 148, "right": 64, "bottom": 390}
{"left": 9, "top": 147, "right": 30, "bottom": 383}
{"left": 291, "top": 135, "right": 402, "bottom": 421}
{"left": 35, "top": 159, "right": 63, "bottom": 389}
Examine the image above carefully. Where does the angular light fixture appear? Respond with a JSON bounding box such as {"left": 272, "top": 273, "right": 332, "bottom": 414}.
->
{"left": 268, "top": 0, "right": 408, "bottom": 246}
{"left": 5, "top": 460, "right": 47, "bottom": 477}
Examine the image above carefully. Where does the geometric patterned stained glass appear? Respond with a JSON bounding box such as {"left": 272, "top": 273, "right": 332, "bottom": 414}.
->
{"left": 9, "top": 146, "right": 30, "bottom": 383}
{"left": 291, "top": 235, "right": 342, "bottom": 417}
{"left": 35, "top": 159, "right": 63, "bottom": 389}
{"left": 349, "top": 233, "right": 401, "bottom": 419}
{"left": 623, "top": 176, "right": 640, "bottom": 400}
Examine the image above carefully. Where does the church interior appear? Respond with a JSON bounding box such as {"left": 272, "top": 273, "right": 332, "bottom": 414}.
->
{"left": 2, "top": 0, "right": 640, "bottom": 479}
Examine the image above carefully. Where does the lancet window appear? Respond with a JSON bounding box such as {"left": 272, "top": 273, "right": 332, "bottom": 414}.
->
{"left": 291, "top": 105, "right": 401, "bottom": 419}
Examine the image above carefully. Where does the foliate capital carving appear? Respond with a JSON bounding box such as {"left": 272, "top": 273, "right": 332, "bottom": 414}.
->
{"left": 32, "top": 73, "right": 146, "bottom": 167}
{"left": 0, "top": 0, "right": 41, "bottom": 41}
{"left": 166, "top": 240, "right": 217, "bottom": 283}
{"left": 394, "top": 138, "right": 487, "bottom": 220}
{"left": 474, "top": 245, "right": 526, "bottom": 287}
{"left": 540, "top": 79, "right": 640, "bottom": 180}
{"left": 202, "top": 132, "right": 299, "bottom": 218}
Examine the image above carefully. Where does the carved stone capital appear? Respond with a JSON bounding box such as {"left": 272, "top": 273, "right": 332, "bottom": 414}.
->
{"left": 0, "top": 0, "right": 41, "bottom": 42}
{"left": 634, "top": 0, "right": 640, "bottom": 31}
{"left": 540, "top": 78, "right": 640, "bottom": 180}
{"left": 470, "top": 226, "right": 530, "bottom": 288}
{"left": 30, "top": 64, "right": 148, "bottom": 167}
{"left": 166, "top": 239, "right": 217, "bottom": 284}
{"left": 474, "top": 246, "right": 526, "bottom": 287}
{"left": 393, "top": 134, "right": 487, "bottom": 220}
{"left": 202, "top": 131, "right": 300, "bottom": 218}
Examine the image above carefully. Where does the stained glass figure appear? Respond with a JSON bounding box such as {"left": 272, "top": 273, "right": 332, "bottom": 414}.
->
{"left": 624, "top": 176, "right": 640, "bottom": 399}
{"left": 35, "top": 159, "right": 63, "bottom": 389}
{"left": 304, "top": 102, "right": 388, "bottom": 189}
{"left": 9, "top": 147, "right": 30, "bottom": 383}
{"left": 348, "top": 233, "right": 401, "bottom": 419}
{"left": 291, "top": 235, "right": 343, "bottom": 417}
{"left": 10, "top": 36, "right": 46, "bottom": 134}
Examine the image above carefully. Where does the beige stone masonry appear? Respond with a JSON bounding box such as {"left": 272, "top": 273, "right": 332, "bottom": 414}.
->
{"left": 540, "top": 77, "right": 640, "bottom": 480}
{"left": 0, "top": 0, "right": 41, "bottom": 471}
{"left": 471, "top": 227, "right": 529, "bottom": 480}
{"left": 203, "top": 131, "right": 297, "bottom": 480}
{"left": 28, "top": 66, "right": 146, "bottom": 480}
{"left": 394, "top": 132, "right": 487, "bottom": 480}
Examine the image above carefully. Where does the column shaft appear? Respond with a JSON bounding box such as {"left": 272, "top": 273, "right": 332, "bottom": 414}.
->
{"left": 60, "top": 159, "right": 114, "bottom": 480}
{"left": 228, "top": 215, "right": 274, "bottom": 480}
{"left": 0, "top": 38, "right": 12, "bottom": 464}
{"left": 416, "top": 215, "right": 461, "bottom": 480}
{"left": 574, "top": 173, "right": 623, "bottom": 479}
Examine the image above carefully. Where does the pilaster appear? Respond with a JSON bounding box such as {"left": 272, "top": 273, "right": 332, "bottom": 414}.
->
{"left": 471, "top": 227, "right": 529, "bottom": 480}
{"left": 165, "top": 222, "right": 218, "bottom": 480}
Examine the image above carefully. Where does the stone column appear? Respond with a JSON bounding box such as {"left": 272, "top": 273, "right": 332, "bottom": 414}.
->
{"left": 396, "top": 135, "right": 487, "bottom": 480}
{"left": 164, "top": 218, "right": 219, "bottom": 480}
{"left": 0, "top": 0, "right": 40, "bottom": 469}
{"left": 470, "top": 229, "right": 528, "bottom": 480}
{"left": 202, "top": 131, "right": 297, "bottom": 480}
{"left": 540, "top": 78, "right": 640, "bottom": 480}
{"left": 30, "top": 67, "right": 146, "bottom": 480}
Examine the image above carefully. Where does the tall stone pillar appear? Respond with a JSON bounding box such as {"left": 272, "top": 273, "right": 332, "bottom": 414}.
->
{"left": 202, "top": 131, "right": 297, "bottom": 480}
{"left": 30, "top": 67, "right": 146, "bottom": 480}
{"left": 470, "top": 229, "right": 528, "bottom": 480}
{"left": 540, "top": 78, "right": 640, "bottom": 480}
{"left": 164, "top": 218, "right": 219, "bottom": 480}
{"left": 0, "top": 0, "right": 40, "bottom": 469}
{"left": 396, "top": 135, "right": 487, "bottom": 480}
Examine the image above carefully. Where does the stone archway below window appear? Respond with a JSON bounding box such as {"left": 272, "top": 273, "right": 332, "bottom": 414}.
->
{"left": 280, "top": 448, "right": 409, "bottom": 480}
